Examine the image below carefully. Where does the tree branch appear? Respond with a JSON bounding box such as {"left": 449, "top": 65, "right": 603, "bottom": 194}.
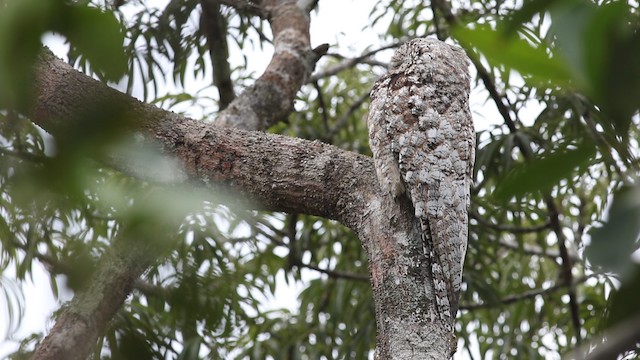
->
{"left": 308, "top": 41, "right": 405, "bottom": 83}
{"left": 213, "top": 0, "right": 328, "bottom": 130}
{"left": 29, "top": 35, "right": 474, "bottom": 359}
{"left": 31, "top": 47, "right": 376, "bottom": 242}
{"left": 546, "top": 196, "right": 583, "bottom": 344}
{"left": 11, "top": 238, "right": 173, "bottom": 301}
{"left": 31, "top": 237, "right": 151, "bottom": 360}
{"left": 460, "top": 274, "right": 595, "bottom": 310}
{"left": 200, "top": 0, "right": 236, "bottom": 110}
{"left": 312, "top": 81, "right": 330, "bottom": 136}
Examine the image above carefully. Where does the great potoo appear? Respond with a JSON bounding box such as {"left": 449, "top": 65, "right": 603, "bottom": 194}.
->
{"left": 367, "top": 38, "right": 475, "bottom": 330}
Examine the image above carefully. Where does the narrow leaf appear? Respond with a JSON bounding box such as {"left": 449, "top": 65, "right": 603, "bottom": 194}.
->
{"left": 587, "top": 186, "right": 640, "bottom": 278}
{"left": 494, "top": 142, "right": 595, "bottom": 200}
{"left": 454, "top": 25, "right": 572, "bottom": 87}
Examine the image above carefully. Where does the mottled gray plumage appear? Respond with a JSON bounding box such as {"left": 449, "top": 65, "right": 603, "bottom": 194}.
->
{"left": 367, "top": 38, "right": 474, "bottom": 329}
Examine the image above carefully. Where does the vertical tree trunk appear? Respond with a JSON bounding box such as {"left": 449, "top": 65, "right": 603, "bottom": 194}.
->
{"left": 31, "top": 241, "right": 150, "bottom": 360}
{"left": 358, "top": 196, "right": 453, "bottom": 359}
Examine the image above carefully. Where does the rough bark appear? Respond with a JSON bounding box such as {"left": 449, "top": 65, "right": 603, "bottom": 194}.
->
{"left": 359, "top": 195, "right": 453, "bottom": 359}
{"left": 31, "top": 49, "right": 371, "bottom": 223}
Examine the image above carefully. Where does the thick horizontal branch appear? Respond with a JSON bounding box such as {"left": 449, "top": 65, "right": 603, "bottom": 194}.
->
{"left": 31, "top": 49, "right": 377, "bottom": 231}
{"left": 28, "top": 2, "right": 339, "bottom": 359}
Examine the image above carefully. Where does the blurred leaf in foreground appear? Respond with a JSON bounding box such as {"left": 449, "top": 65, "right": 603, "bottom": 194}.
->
{"left": 587, "top": 185, "right": 640, "bottom": 279}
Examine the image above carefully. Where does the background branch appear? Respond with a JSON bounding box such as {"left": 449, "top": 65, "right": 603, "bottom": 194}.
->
{"left": 200, "top": 0, "right": 236, "bottom": 110}
{"left": 308, "top": 42, "right": 405, "bottom": 83}
{"left": 461, "top": 275, "right": 594, "bottom": 310}
{"left": 213, "top": 0, "right": 327, "bottom": 130}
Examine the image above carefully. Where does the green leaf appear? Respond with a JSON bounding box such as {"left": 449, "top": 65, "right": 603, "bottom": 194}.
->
{"left": 602, "top": 266, "right": 640, "bottom": 331}
{"left": 551, "top": 0, "right": 640, "bottom": 135}
{"left": 0, "top": 0, "right": 56, "bottom": 110}
{"left": 587, "top": 186, "right": 640, "bottom": 278}
{"left": 454, "top": 24, "right": 573, "bottom": 87}
{"left": 0, "top": 0, "right": 127, "bottom": 109}
{"left": 57, "top": 6, "right": 127, "bottom": 81}
{"left": 503, "top": 0, "right": 564, "bottom": 34}
{"left": 548, "top": 0, "right": 597, "bottom": 89}
{"left": 586, "top": 3, "right": 640, "bottom": 135}
{"left": 494, "top": 142, "right": 595, "bottom": 200}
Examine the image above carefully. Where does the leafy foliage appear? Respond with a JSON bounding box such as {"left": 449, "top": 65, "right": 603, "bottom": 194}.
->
{"left": 1, "top": 0, "right": 639, "bottom": 359}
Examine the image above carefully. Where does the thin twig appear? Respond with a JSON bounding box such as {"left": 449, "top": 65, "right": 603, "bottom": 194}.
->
{"left": 326, "top": 91, "right": 369, "bottom": 140}
{"left": 312, "top": 81, "right": 330, "bottom": 136}
{"left": 308, "top": 41, "right": 406, "bottom": 83}
{"left": 470, "top": 210, "right": 550, "bottom": 234}
{"left": 546, "top": 196, "right": 583, "bottom": 344}
{"left": 296, "top": 260, "right": 370, "bottom": 281}
{"left": 430, "top": 0, "right": 444, "bottom": 40}
{"left": 461, "top": 274, "right": 596, "bottom": 310}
